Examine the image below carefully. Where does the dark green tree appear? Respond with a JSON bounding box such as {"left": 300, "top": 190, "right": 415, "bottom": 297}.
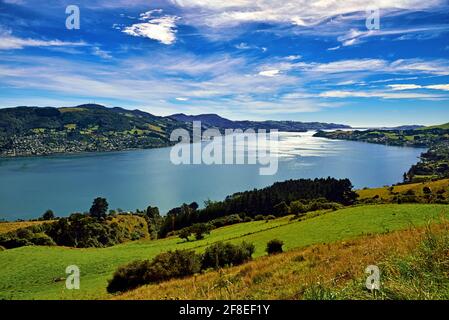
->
{"left": 178, "top": 228, "right": 191, "bottom": 242}
{"left": 42, "top": 209, "right": 55, "bottom": 220}
{"left": 89, "top": 197, "right": 109, "bottom": 219}
{"left": 191, "top": 223, "right": 210, "bottom": 240}
{"left": 273, "top": 201, "right": 290, "bottom": 217}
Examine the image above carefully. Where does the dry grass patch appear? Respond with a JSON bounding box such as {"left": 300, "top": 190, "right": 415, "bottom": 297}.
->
{"left": 0, "top": 221, "right": 47, "bottom": 234}
{"left": 115, "top": 222, "right": 443, "bottom": 300}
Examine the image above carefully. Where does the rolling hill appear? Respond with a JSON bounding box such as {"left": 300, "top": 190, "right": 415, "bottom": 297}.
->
{"left": 0, "top": 104, "right": 189, "bottom": 157}
{"left": 1, "top": 203, "right": 448, "bottom": 300}
{"left": 421, "top": 122, "right": 449, "bottom": 130}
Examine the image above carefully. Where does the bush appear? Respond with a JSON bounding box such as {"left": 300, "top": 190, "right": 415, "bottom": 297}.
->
{"left": 190, "top": 223, "right": 211, "bottom": 240}
{"left": 201, "top": 241, "right": 255, "bottom": 270}
{"left": 290, "top": 201, "right": 308, "bottom": 216}
{"left": 107, "top": 249, "right": 201, "bottom": 293}
{"left": 266, "top": 239, "right": 284, "bottom": 255}
{"left": 273, "top": 201, "right": 290, "bottom": 217}
{"left": 107, "top": 260, "right": 153, "bottom": 293}
{"left": 423, "top": 186, "right": 432, "bottom": 195}
{"left": 0, "top": 245, "right": 5, "bottom": 251}
{"left": 30, "top": 233, "right": 56, "bottom": 246}
{"left": 210, "top": 214, "right": 242, "bottom": 228}
{"left": 243, "top": 216, "right": 253, "bottom": 222}
{"left": 265, "top": 215, "right": 276, "bottom": 220}
{"left": 178, "top": 228, "right": 191, "bottom": 241}
{"left": 254, "top": 215, "right": 265, "bottom": 221}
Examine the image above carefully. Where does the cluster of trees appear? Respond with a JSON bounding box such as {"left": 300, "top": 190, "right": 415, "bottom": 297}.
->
{"left": 0, "top": 198, "right": 149, "bottom": 249}
{"left": 157, "top": 178, "right": 358, "bottom": 238}
{"left": 107, "top": 241, "right": 255, "bottom": 293}
{"left": 178, "top": 223, "right": 211, "bottom": 241}
{"left": 360, "top": 186, "right": 448, "bottom": 205}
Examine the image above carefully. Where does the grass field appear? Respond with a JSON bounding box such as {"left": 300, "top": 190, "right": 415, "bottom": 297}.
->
{"left": 118, "top": 219, "right": 449, "bottom": 300}
{"left": 1, "top": 204, "right": 449, "bottom": 300}
{"left": 357, "top": 179, "right": 449, "bottom": 201}
{"left": 421, "top": 122, "right": 449, "bottom": 130}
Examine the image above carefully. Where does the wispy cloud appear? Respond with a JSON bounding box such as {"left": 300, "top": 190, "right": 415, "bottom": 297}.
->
{"left": 171, "top": 0, "right": 445, "bottom": 28}
{"left": 320, "top": 90, "right": 443, "bottom": 100}
{"left": 0, "top": 33, "right": 87, "bottom": 50}
{"left": 389, "top": 83, "right": 449, "bottom": 91}
{"left": 337, "top": 25, "right": 449, "bottom": 47}
{"left": 92, "top": 46, "right": 112, "bottom": 59}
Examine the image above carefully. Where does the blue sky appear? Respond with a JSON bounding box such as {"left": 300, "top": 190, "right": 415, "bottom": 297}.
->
{"left": 0, "top": 0, "right": 448, "bottom": 126}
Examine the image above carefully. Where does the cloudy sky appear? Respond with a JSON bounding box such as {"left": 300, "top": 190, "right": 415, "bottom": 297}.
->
{"left": 0, "top": 0, "right": 448, "bottom": 126}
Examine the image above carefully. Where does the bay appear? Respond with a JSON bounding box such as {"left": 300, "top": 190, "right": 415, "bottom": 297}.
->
{"left": 0, "top": 131, "right": 425, "bottom": 220}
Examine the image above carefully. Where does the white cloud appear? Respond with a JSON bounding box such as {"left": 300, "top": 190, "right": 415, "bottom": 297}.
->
{"left": 336, "top": 80, "right": 357, "bottom": 86}
{"left": 235, "top": 42, "right": 250, "bottom": 49}
{"left": 0, "top": 34, "right": 87, "bottom": 50}
{"left": 259, "top": 69, "right": 280, "bottom": 77}
{"left": 320, "top": 90, "right": 443, "bottom": 100}
{"left": 387, "top": 83, "right": 449, "bottom": 91}
{"left": 426, "top": 84, "right": 449, "bottom": 91}
{"left": 284, "top": 55, "right": 302, "bottom": 61}
{"left": 92, "top": 46, "right": 112, "bottom": 59}
{"left": 122, "top": 10, "right": 180, "bottom": 45}
{"left": 337, "top": 25, "right": 449, "bottom": 47}
{"left": 388, "top": 84, "right": 422, "bottom": 90}
{"left": 170, "top": 0, "right": 445, "bottom": 28}
{"left": 176, "top": 97, "right": 189, "bottom": 101}
{"left": 371, "top": 77, "right": 419, "bottom": 83}
{"left": 327, "top": 46, "right": 340, "bottom": 51}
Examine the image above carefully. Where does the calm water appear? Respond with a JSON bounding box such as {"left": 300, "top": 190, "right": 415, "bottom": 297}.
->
{"left": 0, "top": 132, "right": 425, "bottom": 220}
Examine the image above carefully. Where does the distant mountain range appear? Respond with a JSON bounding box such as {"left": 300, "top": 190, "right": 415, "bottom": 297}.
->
{"left": 169, "top": 113, "right": 351, "bottom": 131}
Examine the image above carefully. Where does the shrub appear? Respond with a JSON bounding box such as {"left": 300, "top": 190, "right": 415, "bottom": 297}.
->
{"left": 265, "top": 215, "right": 276, "bottom": 220}
{"left": 107, "top": 249, "right": 201, "bottom": 293}
{"left": 254, "top": 215, "right": 265, "bottom": 221}
{"left": 0, "top": 245, "right": 5, "bottom": 251}
{"left": 107, "top": 260, "right": 153, "bottom": 293}
{"left": 148, "top": 250, "right": 201, "bottom": 281}
{"left": 210, "top": 214, "right": 242, "bottom": 228}
{"left": 273, "top": 201, "right": 290, "bottom": 217}
{"left": 202, "top": 241, "right": 255, "bottom": 270}
{"left": 266, "top": 239, "right": 284, "bottom": 255}
{"left": 30, "top": 233, "right": 56, "bottom": 246}
{"left": 191, "top": 223, "right": 211, "bottom": 240}
{"left": 243, "top": 216, "right": 253, "bottom": 222}
{"left": 178, "top": 228, "right": 191, "bottom": 241}
{"left": 290, "top": 201, "right": 308, "bottom": 216}
{"left": 423, "top": 186, "right": 432, "bottom": 195}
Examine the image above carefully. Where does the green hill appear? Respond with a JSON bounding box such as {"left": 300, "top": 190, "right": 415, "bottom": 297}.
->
{"left": 1, "top": 203, "right": 448, "bottom": 300}
{"left": 0, "top": 104, "right": 189, "bottom": 157}
{"left": 421, "top": 122, "right": 449, "bottom": 130}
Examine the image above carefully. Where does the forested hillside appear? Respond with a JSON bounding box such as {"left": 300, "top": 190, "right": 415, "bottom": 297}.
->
{"left": 0, "top": 104, "right": 188, "bottom": 156}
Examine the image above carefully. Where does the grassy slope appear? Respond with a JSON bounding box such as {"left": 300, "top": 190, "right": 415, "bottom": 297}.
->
{"left": 421, "top": 123, "right": 449, "bottom": 130}
{"left": 357, "top": 178, "right": 449, "bottom": 201}
{"left": 0, "top": 221, "right": 47, "bottom": 235}
{"left": 118, "top": 219, "right": 449, "bottom": 300}
{"left": 1, "top": 204, "right": 449, "bottom": 300}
